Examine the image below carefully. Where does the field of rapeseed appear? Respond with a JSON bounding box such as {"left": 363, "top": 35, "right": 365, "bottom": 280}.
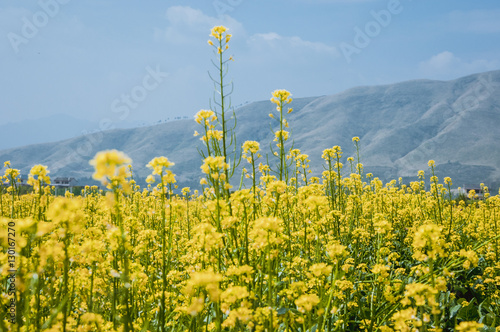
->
{"left": 1, "top": 26, "right": 500, "bottom": 332}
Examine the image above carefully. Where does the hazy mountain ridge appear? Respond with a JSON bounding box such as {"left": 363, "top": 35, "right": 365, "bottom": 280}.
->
{"left": 2, "top": 70, "right": 500, "bottom": 190}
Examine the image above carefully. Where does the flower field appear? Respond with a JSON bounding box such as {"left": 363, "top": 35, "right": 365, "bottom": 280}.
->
{"left": 1, "top": 26, "right": 500, "bottom": 332}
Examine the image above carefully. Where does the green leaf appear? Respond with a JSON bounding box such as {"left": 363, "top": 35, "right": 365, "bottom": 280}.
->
{"left": 458, "top": 302, "right": 479, "bottom": 321}
{"left": 277, "top": 307, "right": 288, "bottom": 316}
{"left": 478, "top": 313, "right": 497, "bottom": 327}
{"left": 479, "top": 326, "right": 496, "bottom": 332}
{"left": 450, "top": 304, "right": 461, "bottom": 319}
{"left": 467, "top": 266, "right": 482, "bottom": 279}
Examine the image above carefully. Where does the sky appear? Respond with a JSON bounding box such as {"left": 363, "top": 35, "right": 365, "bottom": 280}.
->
{"left": 1, "top": 0, "right": 500, "bottom": 129}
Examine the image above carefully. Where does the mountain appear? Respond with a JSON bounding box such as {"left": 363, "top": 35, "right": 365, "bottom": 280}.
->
{"left": 2, "top": 70, "right": 500, "bottom": 190}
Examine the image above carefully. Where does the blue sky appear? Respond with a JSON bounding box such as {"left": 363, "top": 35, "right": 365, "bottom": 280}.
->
{"left": 1, "top": 0, "right": 500, "bottom": 127}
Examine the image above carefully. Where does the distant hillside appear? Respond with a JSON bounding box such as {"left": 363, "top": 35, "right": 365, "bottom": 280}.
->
{"left": 2, "top": 70, "right": 500, "bottom": 190}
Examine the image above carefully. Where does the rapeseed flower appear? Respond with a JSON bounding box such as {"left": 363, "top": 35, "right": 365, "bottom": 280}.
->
{"left": 412, "top": 223, "right": 445, "bottom": 261}
{"left": 243, "top": 140, "right": 260, "bottom": 154}
{"left": 295, "top": 293, "right": 320, "bottom": 313}
{"left": 210, "top": 25, "right": 227, "bottom": 41}
{"left": 146, "top": 156, "right": 174, "bottom": 175}
{"left": 27, "top": 164, "right": 51, "bottom": 189}
{"left": 271, "top": 89, "right": 292, "bottom": 109}
{"left": 455, "top": 322, "right": 484, "bottom": 332}
{"left": 89, "top": 150, "right": 132, "bottom": 192}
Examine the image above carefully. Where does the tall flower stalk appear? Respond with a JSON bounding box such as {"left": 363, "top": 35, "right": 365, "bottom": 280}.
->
{"left": 89, "top": 150, "right": 134, "bottom": 331}
{"left": 146, "top": 156, "right": 175, "bottom": 332}
{"left": 269, "top": 89, "right": 293, "bottom": 182}
{"left": 205, "top": 25, "right": 239, "bottom": 208}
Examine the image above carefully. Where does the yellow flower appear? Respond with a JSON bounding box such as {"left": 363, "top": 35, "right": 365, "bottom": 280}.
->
{"left": 210, "top": 25, "right": 227, "bottom": 41}
{"left": 428, "top": 160, "right": 435, "bottom": 167}
{"left": 46, "top": 197, "right": 84, "bottom": 234}
{"left": 243, "top": 141, "right": 260, "bottom": 154}
{"left": 194, "top": 109, "right": 216, "bottom": 125}
{"left": 335, "top": 279, "right": 354, "bottom": 292}
{"left": 161, "top": 170, "right": 176, "bottom": 184}
{"left": 412, "top": 223, "right": 445, "bottom": 261}
{"left": 27, "top": 164, "right": 51, "bottom": 186}
{"left": 322, "top": 145, "right": 343, "bottom": 160}
{"left": 274, "top": 130, "right": 290, "bottom": 142}
{"left": 468, "top": 189, "right": 476, "bottom": 199}
{"left": 295, "top": 293, "right": 320, "bottom": 313}
{"left": 221, "top": 286, "right": 249, "bottom": 305}
{"left": 327, "top": 242, "right": 347, "bottom": 258}
{"left": 201, "top": 156, "right": 229, "bottom": 176}
{"left": 460, "top": 249, "right": 479, "bottom": 269}
{"left": 89, "top": 150, "right": 131, "bottom": 183}
{"left": 147, "top": 156, "right": 174, "bottom": 176}
{"left": 402, "top": 283, "right": 438, "bottom": 308}
{"left": 249, "top": 217, "right": 283, "bottom": 250}
{"left": 391, "top": 308, "right": 418, "bottom": 331}
{"left": 270, "top": 89, "right": 292, "bottom": 115}
{"left": 455, "top": 322, "right": 484, "bottom": 332}
{"left": 310, "top": 263, "right": 332, "bottom": 278}
{"left": 146, "top": 174, "right": 155, "bottom": 184}
{"left": 192, "top": 223, "right": 222, "bottom": 252}
{"left": 206, "top": 129, "right": 223, "bottom": 141}
{"left": 222, "top": 307, "right": 252, "bottom": 328}
{"left": 372, "top": 264, "right": 390, "bottom": 279}
{"left": 352, "top": 136, "right": 360, "bottom": 142}
{"left": 184, "top": 269, "right": 223, "bottom": 301}
{"left": 4, "top": 167, "right": 20, "bottom": 183}
{"left": 185, "top": 297, "right": 204, "bottom": 317}
{"left": 271, "top": 89, "right": 292, "bottom": 106}
{"left": 373, "top": 214, "right": 392, "bottom": 234}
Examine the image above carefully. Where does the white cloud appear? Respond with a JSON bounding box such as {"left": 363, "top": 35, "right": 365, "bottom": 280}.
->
{"left": 249, "top": 32, "right": 339, "bottom": 57}
{"left": 157, "top": 6, "right": 338, "bottom": 57}
{"left": 419, "top": 51, "right": 499, "bottom": 80}
{"left": 156, "top": 6, "right": 244, "bottom": 44}
{"left": 152, "top": 5, "right": 341, "bottom": 106}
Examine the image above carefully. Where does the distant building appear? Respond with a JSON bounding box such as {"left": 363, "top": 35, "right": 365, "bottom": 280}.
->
{"left": 18, "top": 175, "right": 30, "bottom": 187}
{"left": 53, "top": 177, "right": 78, "bottom": 195}
{"left": 459, "top": 184, "right": 487, "bottom": 199}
